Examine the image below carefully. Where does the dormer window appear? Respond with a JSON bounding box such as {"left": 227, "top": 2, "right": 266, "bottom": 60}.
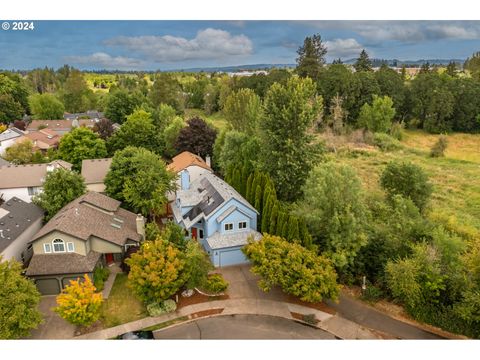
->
{"left": 52, "top": 238, "right": 65, "bottom": 253}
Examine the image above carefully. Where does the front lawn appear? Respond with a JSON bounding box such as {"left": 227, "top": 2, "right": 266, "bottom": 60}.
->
{"left": 101, "top": 273, "right": 147, "bottom": 328}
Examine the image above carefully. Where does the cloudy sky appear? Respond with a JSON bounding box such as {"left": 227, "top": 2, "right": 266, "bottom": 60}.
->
{"left": 1, "top": 20, "right": 479, "bottom": 70}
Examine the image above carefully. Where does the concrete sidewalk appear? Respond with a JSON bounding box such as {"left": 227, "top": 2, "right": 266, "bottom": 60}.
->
{"left": 75, "top": 298, "right": 380, "bottom": 340}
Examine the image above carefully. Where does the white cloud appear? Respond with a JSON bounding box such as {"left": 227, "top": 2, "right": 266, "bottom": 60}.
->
{"left": 325, "top": 38, "right": 364, "bottom": 58}
{"left": 104, "top": 28, "right": 253, "bottom": 62}
{"left": 301, "top": 21, "right": 480, "bottom": 43}
{"left": 64, "top": 52, "right": 145, "bottom": 69}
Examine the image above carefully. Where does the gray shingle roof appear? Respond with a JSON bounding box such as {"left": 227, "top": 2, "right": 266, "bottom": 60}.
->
{"left": 206, "top": 229, "right": 262, "bottom": 250}
{"left": 26, "top": 251, "right": 101, "bottom": 276}
{"left": 31, "top": 192, "right": 141, "bottom": 246}
{"left": 174, "top": 172, "right": 258, "bottom": 229}
{"left": 0, "top": 197, "right": 44, "bottom": 253}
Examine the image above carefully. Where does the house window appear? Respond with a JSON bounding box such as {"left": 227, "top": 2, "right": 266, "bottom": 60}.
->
{"left": 224, "top": 223, "right": 233, "bottom": 232}
{"left": 52, "top": 238, "right": 65, "bottom": 253}
{"left": 199, "top": 229, "right": 204, "bottom": 239}
{"left": 28, "top": 187, "right": 39, "bottom": 196}
{"left": 44, "top": 243, "right": 51, "bottom": 253}
{"left": 67, "top": 242, "right": 75, "bottom": 252}
{"left": 239, "top": 221, "right": 247, "bottom": 229}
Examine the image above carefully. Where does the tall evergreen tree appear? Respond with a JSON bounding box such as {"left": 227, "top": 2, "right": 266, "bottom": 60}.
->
{"left": 246, "top": 173, "right": 254, "bottom": 203}
{"left": 296, "top": 34, "right": 327, "bottom": 81}
{"left": 254, "top": 184, "right": 263, "bottom": 214}
{"left": 276, "top": 211, "right": 286, "bottom": 236}
{"left": 354, "top": 49, "right": 373, "bottom": 72}
{"left": 288, "top": 216, "right": 300, "bottom": 242}
{"left": 261, "top": 195, "right": 274, "bottom": 233}
{"left": 299, "top": 218, "right": 313, "bottom": 249}
{"left": 232, "top": 168, "right": 242, "bottom": 193}
{"left": 269, "top": 204, "right": 279, "bottom": 235}
{"left": 281, "top": 218, "right": 290, "bottom": 240}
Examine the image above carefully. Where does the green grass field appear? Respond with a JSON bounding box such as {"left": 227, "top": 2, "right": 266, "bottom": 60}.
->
{"left": 101, "top": 273, "right": 147, "bottom": 328}
{"left": 184, "top": 109, "right": 229, "bottom": 132}
{"left": 333, "top": 130, "right": 480, "bottom": 238}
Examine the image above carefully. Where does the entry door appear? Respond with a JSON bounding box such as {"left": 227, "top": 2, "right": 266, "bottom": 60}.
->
{"left": 191, "top": 228, "right": 198, "bottom": 240}
{"left": 105, "top": 253, "right": 114, "bottom": 264}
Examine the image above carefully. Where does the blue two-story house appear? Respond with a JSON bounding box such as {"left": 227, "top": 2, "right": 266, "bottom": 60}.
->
{"left": 171, "top": 169, "right": 262, "bottom": 267}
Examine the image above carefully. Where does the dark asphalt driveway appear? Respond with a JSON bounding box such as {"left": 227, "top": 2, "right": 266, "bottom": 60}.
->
{"left": 153, "top": 314, "right": 338, "bottom": 339}
{"left": 326, "top": 294, "right": 443, "bottom": 339}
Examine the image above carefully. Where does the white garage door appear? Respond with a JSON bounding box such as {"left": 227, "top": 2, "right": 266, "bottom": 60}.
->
{"left": 219, "top": 247, "right": 248, "bottom": 267}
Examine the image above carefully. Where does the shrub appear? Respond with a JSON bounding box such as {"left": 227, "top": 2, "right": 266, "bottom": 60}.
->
{"left": 361, "top": 285, "right": 384, "bottom": 303}
{"left": 93, "top": 267, "right": 110, "bottom": 292}
{"left": 146, "top": 299, "right": 177, "bottom": 317}
{"left": 203, "top": 274, "right": 229, "bottom": 294}
{"left": 302, "top": 314, "right": 319, "bottom": 325}
{"left": 373, "top": 133, "right": 402, "bottom": 151}
{"left": 380, "top": 161, "right": 433, "bottom": 212}
{"left": 430, "top": 135, "right": 448, "bottom": 158}
{"left": 389, "top": 121, "right": 405, "bottom": 140}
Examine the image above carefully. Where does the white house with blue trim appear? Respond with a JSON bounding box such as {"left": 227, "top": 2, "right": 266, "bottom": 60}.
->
{"left": 171, "top": 169, "right": 262, "bottom": 267}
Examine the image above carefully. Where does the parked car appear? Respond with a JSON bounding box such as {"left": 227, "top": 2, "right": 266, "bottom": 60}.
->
{"left": 117, "top": 331, "right": 154, "bottom": 340}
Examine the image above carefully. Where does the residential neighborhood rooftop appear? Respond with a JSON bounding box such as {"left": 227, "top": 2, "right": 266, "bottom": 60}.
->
{"left": 21, "top": 128, "right": 61, "bottom": 150}
{"left": 81, "top": 158, "right": 112, "bottom": 184}
{"left": 26, "top": 251, "right": 102, "bottom": 276}
{"left": 0, "top": 197, "right": 44, "bottom": 253}
{"left": 206, "top": 228, "right": 262, "bottom": 250}
{"left": 30, "top": 191, "right": 141, "bottom": 246}
{"left": 173, "top": 172, "right": 258, "bottom": 229}
{"left": 167, "top": 151, "right": 211, "bottom": 173}
{"left": 0, "top": 160, "right": 72, "bottom": 189}
{"left": 0, "top": 127, "right": 25, "bottom": 143}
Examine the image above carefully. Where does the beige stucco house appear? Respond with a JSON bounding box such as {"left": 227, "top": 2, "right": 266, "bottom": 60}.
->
{"left": 26, "top": 192, "right": 144, "bottom": 295}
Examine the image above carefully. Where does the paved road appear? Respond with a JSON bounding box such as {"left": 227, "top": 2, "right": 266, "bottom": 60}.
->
{"left": 326, "top": 294, "right": 443, "bottom": 339}
{"left": 154, "top": 314, "right": 338, "bottom": 340}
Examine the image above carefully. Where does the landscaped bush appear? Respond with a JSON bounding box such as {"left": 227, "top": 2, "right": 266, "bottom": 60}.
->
{"left": 373, "top": 133, "right": 402, "bottom": 151}
{"left": 146, "top": 299, "right": 177, "bottom": 317}
{"left": 93, "top": 266, "right": 110, "bottom": 291}
{"left": 202, "top": 274, "right": 229, "bottom": 294}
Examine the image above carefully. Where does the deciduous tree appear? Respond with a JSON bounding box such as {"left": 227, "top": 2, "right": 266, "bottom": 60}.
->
{"left": 54, "top": 275, "right": 103, "bottom": 327}
{"left": 358, "top": 95, "right": 396, "bottom": 133}
{"left": 58, "top": 127, "right": 107, "bottom": 170}
{"left": 243, "top": 235, "right": 340, "bottom": 302}
{"left": 0, "top": 258, "right": 42, "bottom": 339}
{"left": 126, "top": 238, "right": 187, "bottom": 303}
{"left": 222, "top": 88, "right": 262, "bottom": 134}
{"left": 33, "top": 168, "right": 86, "bottom": 221}
{"left": 174, "top": 117, "right": 217, "bottom": 159}
{"left": 29, "top": 93, "right": 65, "bottom": 120}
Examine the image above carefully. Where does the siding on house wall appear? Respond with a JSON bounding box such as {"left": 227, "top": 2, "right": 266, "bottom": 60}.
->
{"left": 0, "top": 217, "right": 43, "bottom": 262}
{"left": 0, "top": 187, "right": 40, "bottom": 203}
{"left": 205, "top": 198, "right": 257, "bottom": 237}
{"left": 32, "top": 231, "right": 87, "bottom": 255}
{"left": 0, "top": 138, "right": 18, "bottom": 155}
{"left": 89, "top": 236, "right": 123, "bottom": 254}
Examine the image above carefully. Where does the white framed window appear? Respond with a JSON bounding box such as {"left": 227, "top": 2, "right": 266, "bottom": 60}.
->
{"left": 44, "top": 243, "right": 51, "bottom": 253}
{"left": 238, "top": 221, "right": 247, "bottom": 229}
{"left": 52, "top": 238, "right": 65, "bottom": 253}
{"left": 67, "top": 242, "right": 75, "bottom": 252}
{"left": 199, "top": 229, "right": 204, "bottom": 239}
{"left": 28, "top": 187, "right": 39, "bottom": 196}
{"left": 224, "top": 223, "right": 233, "bottom": 232}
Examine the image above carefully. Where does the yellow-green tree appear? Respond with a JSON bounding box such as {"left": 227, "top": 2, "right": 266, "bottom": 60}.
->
{"left": 54, "top": 275, "right": 103, "bottom": 327}
{"left": 126, "top": 239, "right": 187, "bottom": 303}
{"left": 243, "top": 234, "right": 340, "bottom": 303}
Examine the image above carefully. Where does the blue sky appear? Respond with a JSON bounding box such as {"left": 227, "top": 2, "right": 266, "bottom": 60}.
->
{"left": 1, "top": 20, "right": 479, "bottom": 70}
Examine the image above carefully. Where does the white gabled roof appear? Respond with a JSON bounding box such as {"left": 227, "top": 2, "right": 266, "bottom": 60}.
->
{"left": 206, "top": 229, "right": 262, "bottom": 250}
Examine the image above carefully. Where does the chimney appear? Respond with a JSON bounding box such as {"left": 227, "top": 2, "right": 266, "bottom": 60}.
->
{"left": 136, "top": 214, "right": 145, "bottom": 240}
{"left": 205, "top": 155, "right": 211, "bottom": 168}
{"left": 181, "top": 169, "right": 190, "bottom": 190}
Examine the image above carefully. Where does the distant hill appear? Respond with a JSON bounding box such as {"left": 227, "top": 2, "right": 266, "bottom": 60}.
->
{"left": 172, "top": 63, "right": 296, "bottom": 73}
{"left": 343, "top": 58, "right": 465, "bottom": 67}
